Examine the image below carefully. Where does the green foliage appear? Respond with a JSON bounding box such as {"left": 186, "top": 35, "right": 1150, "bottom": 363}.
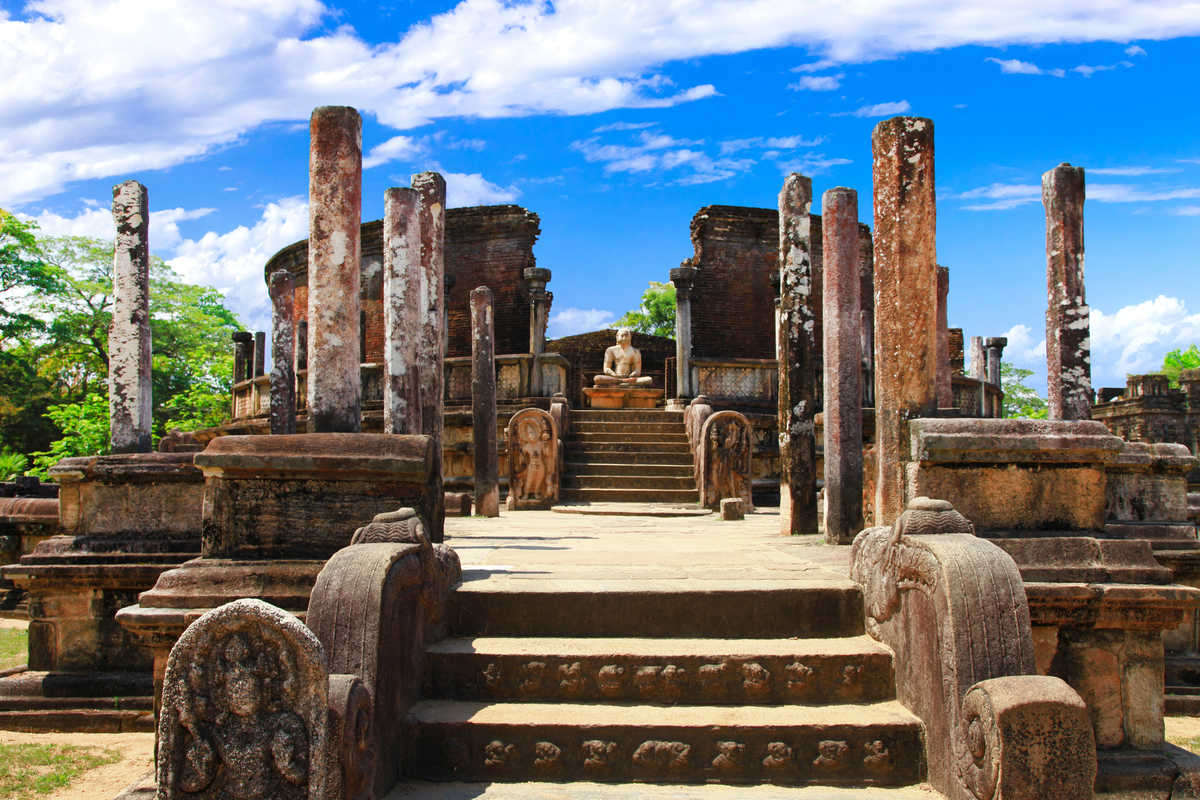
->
{"left": 1001, "top": 363, "right": 1048, "bottom": 419}
{"left": 0, "top": 210, "right": 63, "bottom": 339}
{"left": 1162, "top": 345, "right": 1200, "bottom": 386}
{"left": 615, "top": 281, "right": 676, "bottom": 338}
{"left": 0, "top": 450, "right": 27, "bottom": 481}
{"left": 29, "top": 393, "right": 109, "bottom": 477}
{"left": 0, "top": 741, "right": 120, "bottom": 798}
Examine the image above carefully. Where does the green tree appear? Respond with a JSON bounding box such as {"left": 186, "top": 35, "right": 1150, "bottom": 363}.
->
{"left": 615, "top": 281, "right": 676, "bottom": 338}
{"left": 1161, "top": 345, "right": 1200, "bottom": 386}
{"left": 0, "top": 210, "right": 62, "bottom": 339}
{"left": 1001, "top": 363, "right": 1048, "bottom": 419}
{"left": 29, "top": 393, "right": 109, "bottom": 477}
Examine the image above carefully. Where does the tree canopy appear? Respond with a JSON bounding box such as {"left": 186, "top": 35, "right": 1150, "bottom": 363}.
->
{"left": 0, "top": 222, "right": 242, "bottom": 473}
{"left": 615, "top": 281, "right": 675, "bottom": 339}
{"left": 1001, "top": 363, "right": 1048, "bottom": 419}
{"left": 1161, "top": 345, "right": 1200, "bottom": 386}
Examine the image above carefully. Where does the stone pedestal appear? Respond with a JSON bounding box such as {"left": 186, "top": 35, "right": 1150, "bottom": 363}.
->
{"left": 582, "top": 387, "right": 663, "bottom": 409}
{"left": 117, "top": 433, "right": 436, "bottom": 710}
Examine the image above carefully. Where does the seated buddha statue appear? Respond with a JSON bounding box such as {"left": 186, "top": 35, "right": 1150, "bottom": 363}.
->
{"left": 593, "top": 327, "right": 653, "bottom": 387}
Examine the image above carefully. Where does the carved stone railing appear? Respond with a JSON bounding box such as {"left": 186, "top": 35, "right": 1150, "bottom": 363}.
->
{"left": 690, "top": 358, "right": 777, "bottom": 407}
{"left": 851, "top": 497, "right": 1095, "bottom": 800}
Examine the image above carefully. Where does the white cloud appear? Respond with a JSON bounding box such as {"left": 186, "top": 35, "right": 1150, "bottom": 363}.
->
{"left": 1173, "top": 205, "right": 1200, "bottom": 216}
{"left": 593, "top": 121, "right": 657, "bottom": 133}
{"left": 1089, "top": 166, "right": 1178, "bottom": 176}
{"left": 833, "top": 100, "right": 911, "bottom": 118}
{"left": 168, "top": 196, "right": 311, "bottom": 332}
{"left": 24, "top": 204, "right": 214, "bottom": 249}
{"left": 985, "top": 57, "right": 1065, "bottom": 77}
{"left": 791, "top": 59, "right": 839, "bottom": 73}
{"left": 548, "top": 307, "right": 616, "bottom": 338}
{"left": 789, "top": 74, "right": 842, "bottom": 91}
{"left": 960, "top": 177, "right": 1200, "bottom": 210}
{"left": 1088, "top": 183, "right": 1200, "bottom": 202}
{"left": 776, "top": 154, "right": 853, "bottom": 176}
{"left": 719, "top": 135, "right": 822, "bottom": 155}
{"left": 1125, "top": 44, "right": 1148, "bottom": 56}
{"left": 1002, "top": 323, "right": 1047, "bottom": 364}
{"left": 571, "top": 130, "right": 750, "bottom": 183}
{"left": 363, "top": 135, "right": 424, "bottom": 169}
{"left": 443, "top": 172, "right": 519, "bottom": 206}
{"left": 7, "top": 0, "right": 1200, "bottom": 204}
{"left": 959, "top": 183, "right": 1041, "bottom": 210}
{"left": 1071, "top": 60, "right": 1132, "bottom": 77}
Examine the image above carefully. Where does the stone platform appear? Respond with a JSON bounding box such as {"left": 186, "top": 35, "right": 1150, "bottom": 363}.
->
{"left": 581, "top": 386, "right": 664, "bottom": 409}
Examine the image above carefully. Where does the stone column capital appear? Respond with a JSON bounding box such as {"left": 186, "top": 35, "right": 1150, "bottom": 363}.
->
{"left": 669, "top": 265, "right": 698, "bottom": 294}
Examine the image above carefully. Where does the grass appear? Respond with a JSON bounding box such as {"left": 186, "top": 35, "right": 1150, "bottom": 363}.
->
{"left": 1169, "top": 734, "right": 1200, "bottom": 755}
{"left": 0, "top": 743, "right": 120, "bottom": 798}
{"left": 0, "top": 629, "right": 25, "bottom": 673}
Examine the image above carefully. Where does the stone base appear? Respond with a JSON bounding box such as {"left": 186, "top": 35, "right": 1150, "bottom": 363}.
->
{"left": 582, "top": 387, "right": 664, "bottom": 409}
{"left": 0, "top": 670, "right": 154, "bottom": 732}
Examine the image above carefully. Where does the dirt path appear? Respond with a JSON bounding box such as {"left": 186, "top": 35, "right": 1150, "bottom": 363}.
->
{"left": 0, "top": 730, "right": 153, "bottom": 799}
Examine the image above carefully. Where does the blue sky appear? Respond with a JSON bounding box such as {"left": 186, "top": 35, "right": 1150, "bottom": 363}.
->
{"left": 3, "top": 0, "right": 1199, "bottom": 392}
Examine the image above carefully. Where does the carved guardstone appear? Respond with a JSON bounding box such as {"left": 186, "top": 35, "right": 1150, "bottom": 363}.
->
{"left": 698, "top": 411, "right": 753, "bottom": 512}
{"left": 505, "top": 408, "right": 559, "bottom": 509}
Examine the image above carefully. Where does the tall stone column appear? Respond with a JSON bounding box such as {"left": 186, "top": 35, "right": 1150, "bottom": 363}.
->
{"left": 986, "top": 336, "right": 1008, "bottom": 416}
{"left": 306, "top": 106, "right": 362, "bottom": 433}
{"left": 109, "top": 180, "right": 153, "bottom": 454}
{"left": 969, "top": 335, "right": 987, "bottom": 417}
{"left": 936, "top": 266, "right": 952, "bottom": 409}
{"left": 413, "top": 170, "right": 447, "bottom": 541}
{"left": 524, "top": 267, "right": 551, "bottom": 397}
{"left": 268, "top": 270, "right": 296, "bottom": 435}
{"left": 471, "top": 287, "right": 500, "bottom": 517}
{"left": 670, "top": 264, "right": 697, "bottom": 399}
{"left": 253, "top": 332, "right": 265, "bottom": 377}
{"left": 382, "top": 186, "right": 423, "bottom": 435}
{"left": 858, "top": 224, "right": 875, "bottom": 408}
{"left": 821, "top": 187, "right": 864, "bottom": 545}
{"left": 872, "top": 116, "right": 937, "bottom": 526}
{"left": 1043, "top": 163, "right": 1092, "bottom": 420}
{"left": 777, "top": 173, "right": 818, "bottom": 535}
{"left": 232, "top": 331, "right": 253, "bottom": 384}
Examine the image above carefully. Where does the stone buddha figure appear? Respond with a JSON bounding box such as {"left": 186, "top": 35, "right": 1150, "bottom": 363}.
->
{"left": 594, "top": 327, "right": 653, "bottom": 387}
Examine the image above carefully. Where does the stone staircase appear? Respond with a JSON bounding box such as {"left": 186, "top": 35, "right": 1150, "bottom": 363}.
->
{"left": 404, "top": 577, "right": 927, "bottom": 789}
{"left": 559, "top": 409, "right": 699, "bottom": 505}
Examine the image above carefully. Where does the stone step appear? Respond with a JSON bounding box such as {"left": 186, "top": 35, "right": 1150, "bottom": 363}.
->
{"left": 450, "top": 580, "right": 865, "bottom": 638}
{"left": 385, "top": 780, "right": 945, "bottom": 799}
{"left": 564, "top": 448, "right": 691, "bottom": 460}
{"left": 0, "top": 695, "right": 153, "bottom": 711}
{"left": 564, "top": 462, "right": 693, "bottom": 477}
{"left": 572, "top": 422, "right": 685, "bottom": 435}
{"left": 562, "top": 475, "right": 697, "bottom": 491}
{"left": 425, "top": 636, "right": 895, "bottom": 705}
{"left": 0, "top": 708, "right": 155, "bottom": 733}
{"left": 406, "top": 700, "right": 925, "bottom": 786}
{"left": 570, "top": 432, "right": 690, "bottom": 444}
{"left": 558, "top": 488, "right": 700, "bottom": 504}
{"left": 573, "top": 410, "right": 684, "bottom": 423}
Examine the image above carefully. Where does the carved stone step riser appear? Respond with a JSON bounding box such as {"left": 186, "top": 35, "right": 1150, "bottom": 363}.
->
{"left": 566, "top": 447, "right": 692, "bottom": 460}
{"left": 572, "top": 411, "right": 684, "bottom": 422}
{"left": 425, "top": 652, "right": 895, "bottom": 705}
{"left": 570, "top": 433, "right": 690, "bottom": 443}
{"left": 450, "top": 588, "right": 865, "bottom": 638}
{"left": 572, "top": 423, "right": 686, "bottom": 434}
{"left": 563, "top": 463, "right": 693, "bottom": 476}
{"left": 407, "top": 723, "right": 924, "bottom": 785}
{"left": 557, "top": 489, "right": 699, "bottom": 503}
{"left": 562, "top": 476, "right": 697, "bottom": 490}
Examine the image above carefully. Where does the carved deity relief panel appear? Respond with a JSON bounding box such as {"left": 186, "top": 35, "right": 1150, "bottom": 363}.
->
{"left": 505, "top": 408, "right": 559, "bottom": 510}
{"left": 699, "top": 410, "right": 754, "bottom": 512}
{"left": 158, "top": 599, "right": 330, "bottom": 800}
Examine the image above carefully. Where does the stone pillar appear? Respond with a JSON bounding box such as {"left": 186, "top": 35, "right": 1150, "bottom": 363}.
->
{"left": 872, "top": 116, "right": 937, "bottom": 526}
{"left": 252, "top": 331, "right": 265, "bottom": 377}
{"left": 382, "top": 186, "right": 423, "bottom": 435}
{"left": 232, "top": 331, "right": 252, "bottom": 384}
{"left": 109, "top": 180, "right": 153, "bottom": 454}
{"left": 471, "top": 287, "right": 499, "bottom": 517}
{"left": 969, "top": 335, "right": 987, "bottom": 418}
{"left": 986, "top": 336, "right": 1008, "bottom": 417}
{"left": 524, "top": 267, "right": 552, "bottom": 397}
{"left": 412, "top": 170, "right": 447, "bottom": 541}
{"left": 444, "top": 274, "right": 456, "bottom": 356}
{"left": 670, "top": 264, "right": 698, "bottom": 399}
{"left": 777, "top": 173, "right": 818, "bottom": 535}
{"left": 858, "top": 224, "right": 875, "bottom": 408}
{"left": 306, "top": 106, "right": 362, "bottom": 433}
{"left": 1043, "top": 162, "right": 1092, "bottom": 421}
{"left": 268, "top": 270, "right": 296, "bottom": 435}
{"left": 936, "top": 266, "right": 952, "bottom": 409}
{"left": 821, "top": 187, "right": 864, "bottom": 545}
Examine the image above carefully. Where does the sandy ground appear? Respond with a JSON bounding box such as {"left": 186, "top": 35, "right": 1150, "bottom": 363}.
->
{"left": 0, "top": 729, "right": 153, "bottom": 799}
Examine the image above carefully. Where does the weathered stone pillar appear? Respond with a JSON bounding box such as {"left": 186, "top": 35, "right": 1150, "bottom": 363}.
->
{"left": 471, "top": 287, "right": 499, "bottom": 517}
{"left": 382, "top": 186, "right": 422, "bottom": 435}
{"left": 872, "top": 116, "right": 937, "bottom": 525}
{"left": 777, "top": 173, "right": 818, "bottom": 535}
{"left": 524, "top": 267, "right": 551, "bottom": 396}
{"left": 986, "top": 336, "right": 1008, "bottom": 416}
{"left": 252, "top": 331, "right": 265, "bottom": 378}
{"left": 268, "top": 270, "right": 296, "bottom": 435}
{"left": 821, "top": 187, "right": 864, "bottom": 545}
{"left": 444, "top": 274, "right": 456, "bottom": 356}
{"left": 232, "top": 331, "right": 252, "bottom": 384}
{"left": 936, "top": 266, "right": 952, "bottom": 409}
{"left": 1043, "top": 162, "right": 1092, "bottom": 421}
{"left": 307, "top": 106, "right": 362, "bottom": 433}
{"left": 969, "top": 336, "right": 986, "bottom": 381}
{"left": 413, "top": 170, "right": 447, "bottom": 541}
{"left": 670, "top": 264, "right": 697, "bottom": 398}
{"left": 109, "top": 180, "right": 153, "bottom": 454}
{"left": 858, "top": 224, "right": 875, "bottom": 408}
